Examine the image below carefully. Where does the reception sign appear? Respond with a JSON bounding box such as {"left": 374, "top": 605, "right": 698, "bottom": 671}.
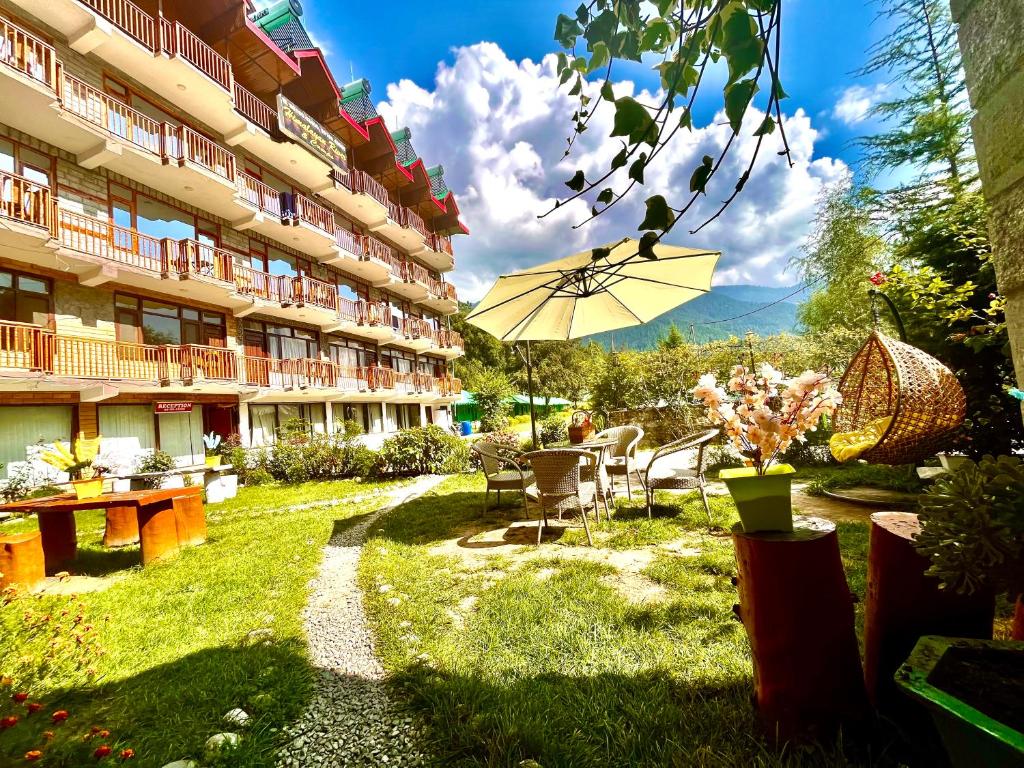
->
{"left": 277, "top": 94, "right": 348, "bottom": 172}
{"left": 155, "top": 402, "right": 193, "bottom": 414}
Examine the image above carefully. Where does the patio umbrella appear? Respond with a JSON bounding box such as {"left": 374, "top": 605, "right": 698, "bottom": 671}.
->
{"left": 465, "top": 237, "right": 720, "bottom": 447}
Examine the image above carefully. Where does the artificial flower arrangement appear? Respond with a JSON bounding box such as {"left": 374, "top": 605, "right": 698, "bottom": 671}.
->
{"left": 692, "top": 364, "right": 841, "bottom": 531}
{"left": 39, "top": 435, "right": 108, "bottom": 499}
{"left": 202, "top": 432, "right": 222, "bottom": 468}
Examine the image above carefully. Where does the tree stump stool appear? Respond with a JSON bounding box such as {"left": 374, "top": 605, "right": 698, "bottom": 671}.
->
{"left": 103, "top": 504, "right": 140, "bottom": 548}
{"left": 732, "top": 516, "right": 868, "bottom": 743}
{"left": 137, "top": 499, "right": 180, "bottom": 566}
{"left": 35, "top": 509, "right": 77, "bottom": 574}
{"left": 0, "top": 532, "right": 46, "bottom": 592}
{"left": 864, "top": 512, "right": 994, "bottom": 710}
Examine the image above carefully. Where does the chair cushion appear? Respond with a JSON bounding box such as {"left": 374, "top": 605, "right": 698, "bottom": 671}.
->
{"left": 489, "top": 471, "right": 534, "bottom": 490}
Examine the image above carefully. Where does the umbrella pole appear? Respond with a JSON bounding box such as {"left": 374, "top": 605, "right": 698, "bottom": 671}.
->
{"left": 526, "top": 340, "right": 539, "bottom": 449}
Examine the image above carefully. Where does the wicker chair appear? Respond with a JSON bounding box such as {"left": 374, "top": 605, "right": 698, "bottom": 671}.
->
{"left": 642, "top": 429, "right": 720, "bottom": 522}
{"left": 595, "top": 425, "right": 645, "bottom": 497}
{"left": 833, "top": 331, "right": 966, "bottom": 464}
{"left": 523, "top": 449, "right": 596, "bottom": 545}
{"left": 472, "top": 441, "right": 534, "bottom": 518}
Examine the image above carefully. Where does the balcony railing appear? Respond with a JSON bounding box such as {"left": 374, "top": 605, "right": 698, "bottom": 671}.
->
{"left": 356, "top": 300, "right": 391, "bottom": 328}
{"left": 237, "top": 171, "right": 282, "bottom": 217}
{"left": 0, "top": 14, "right": 58, "bottom": 91}
{"left": 294, "top": 193, "right": 336, "bottom": 237}
{"left": 61, "top": 73, "right": 163, "bottom": 156}
{"left": 0, "top": 170, "right": 51, "bottom": 229}
{"left": 46, "top": 334, "right": 234, "bottom": 383}
{"left": 404, "top": 208, "right": 429, "bottom": 239}
{"left": 55, "top": 208, "right": 165, "bottom": 274}
{"left": 167, "top": 125, "right": 235, "bottom": 182}
{"left": 429, "top": 232, "right": 454, "bottom": 258}
{"left": 386, "top": 199, "right": 402, "bottom": 223}
{"left": 402, "top": 317, "right": 433, "bottom": 341}
{"left": 233, "top": 82, "right": 276, "bottom": 134}
{"left": 427, "top": 280, "right": 458, "bottom": 303}
{"left": 402, "top": 260, "right": 430, "bottom": 287}
{"left": 437, "top": 329, "right": 464, "bottom": 350}
{"left": 234, "top": 264, "right": 289, "bottom": 304}
{"left": 293, "top": 275, "right": 338, "bottom": 313}
{"left": 0, "top": 321, "right": 53, "bottom": 373}
{"left": 336, "top": 228, "right": 360, "bottom": 255}
{"left": 363, "top": 236, "right": 403, "bottom": 274}
{"left": 159, "top": 19, "right": 232, "bottom": 91}
{"left": 438, "top": 376, "right": 463, "bottom": 397}
{"left": 170, "top": 239, "right": 235, "bottom": 284}
{"left": 352, "top": 169, "right": 388, "bottom": 208}
{"left": 78, "top": 0, "right": 155, "bottom": 49}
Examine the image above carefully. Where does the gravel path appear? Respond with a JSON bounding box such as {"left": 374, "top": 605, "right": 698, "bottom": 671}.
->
{"left": 276, "top": 475, "right": 446, "bottom": 768}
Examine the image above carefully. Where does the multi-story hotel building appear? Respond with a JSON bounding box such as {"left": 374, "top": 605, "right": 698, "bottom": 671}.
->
{"left": 0, "top": 0, "right": 467, "bottom": 476}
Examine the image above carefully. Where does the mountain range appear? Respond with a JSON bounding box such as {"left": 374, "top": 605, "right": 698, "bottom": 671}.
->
{"left": 585, "top": 284, "right": 809, "bottom": 349}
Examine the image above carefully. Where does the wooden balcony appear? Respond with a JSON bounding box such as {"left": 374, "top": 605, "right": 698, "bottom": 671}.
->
{"left": 233, "top": 82, "right": 275, "bottom": 135}
{"left": 61, "top": 72, "right": 163, "bottom": 156}
{"left": 0, "top": 14, "right": 59, "bottom": 92}
{"left": 352, "top": 169, "right": 389, "bottom": 208}
{"left": 294, "top": 193, "right": 336, "bottom": 238}
{"left": 158, "top": 18, "right": 232, "bottom": 92}
{"left": 77, "top": 0, "right": 156, "bottom": 49}
{"left": 237, "top": 171, "right": 282, "bottom": 217}
{"left": 0, "top": 170, "right": 51, "bottom": 230}
{"left": 166, "top": 125, "right": 235, "bottom": 184}
{"left": 421, "top": 231, "right": 455, "bottom": 272}
{"left": 55, "top": 207, "right": 166, "bottom": 274}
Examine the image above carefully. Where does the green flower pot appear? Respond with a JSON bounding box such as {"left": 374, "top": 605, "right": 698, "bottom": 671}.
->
{"left": 719, "top": 464, "right": 796, "bottom": 533}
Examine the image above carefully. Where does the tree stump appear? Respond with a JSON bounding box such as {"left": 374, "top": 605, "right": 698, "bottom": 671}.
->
{"left": 733, "top": 516, "right": 868, "bottom": 743}
{"left": 864, "top": 512, "right": 994, "bottom": 710}
{"left": 137, "top": 499, "right": 180, "bottom": 566}
{"left": 103, "top": 504, "right": 140, "bottom": 548}
{"left": 35, "top": 509, "right": 77, "bottom": 574}
{"left": 0, "top": 532, "right": 46, "bottom": 592}
{"left": 173, "top": 494, "right": 207, "bottom": 547}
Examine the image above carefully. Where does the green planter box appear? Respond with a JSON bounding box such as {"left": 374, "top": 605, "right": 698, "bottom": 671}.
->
{"left": 720, "top": 464, "right": 795, "bottom": 533}
{"left": 895, "top": 636, "right": 1024, "bottom": 768}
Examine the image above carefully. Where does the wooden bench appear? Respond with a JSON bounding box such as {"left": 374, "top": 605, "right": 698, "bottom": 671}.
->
{"left": 0, "top": 531, "right": 45, "bottom": 591}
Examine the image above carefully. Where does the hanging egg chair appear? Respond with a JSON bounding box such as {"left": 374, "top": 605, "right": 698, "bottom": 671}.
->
{"left": 829, "top": 291, "right": 966, "bottom": 465}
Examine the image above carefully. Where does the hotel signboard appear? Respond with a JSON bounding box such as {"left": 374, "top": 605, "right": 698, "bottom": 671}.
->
{"left": 277, "top": 94, "right": 348, "bottom": 172}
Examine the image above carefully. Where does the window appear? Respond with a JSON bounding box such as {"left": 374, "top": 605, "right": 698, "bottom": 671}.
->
{"left": 247, "top": 241, "right": 308, "bottom": 279}
{"left": 394, "top": 404, "right": 420, "bottom": 430}
{"left": 0, "top": 270, "right": 51, "bottom": 325}
{"left": 115, "top": 293, "right": 226, "bottom": 346}
{"left": 0, "top": 405, "right": 71, "bottom": 479}
{"left": 249, "top": 403, "right": 327, "bottom": 445}
{"left": 0, "top": 138, "right": 52, "bottom": 187}
{"left": 385, "top": 348, "right": 416, "bottom": 374}
{"left": 109, "top": 184, "right": 197, "bottom": 241}
{"left": 329, "top": 337, "right": 375, "bottom": 369}
{"left": 259, "top": 323, "right": 318, "bottom": 360}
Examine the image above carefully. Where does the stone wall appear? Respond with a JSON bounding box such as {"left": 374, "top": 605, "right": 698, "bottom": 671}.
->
{"left": 951, "top": 0, "right": 1024, "bottom": 399}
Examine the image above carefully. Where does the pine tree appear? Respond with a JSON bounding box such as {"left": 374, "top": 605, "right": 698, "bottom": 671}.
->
{"left": 856, "top": 0, "right": 974, "bottom": 197}
{"left": 658, "top": 322, "right": 687, "bottom": 350}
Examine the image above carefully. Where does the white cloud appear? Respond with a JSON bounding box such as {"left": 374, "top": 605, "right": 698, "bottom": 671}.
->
{"left": 379, "top": 43, "right": 848, "bottom": 302}
{"left": 832, "top": 84, "right": 888, "bottom": 126}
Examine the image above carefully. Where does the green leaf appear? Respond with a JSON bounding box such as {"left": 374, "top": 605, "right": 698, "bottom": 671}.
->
{"left": 556, "top": 52, "right": 568, "bottom": 74}
{"left": 753, "top": 114, "right": 776, "bottom": 136}
{"left": 585, "top": 10, "right": 619, "bottom": 49}
{"left": 628, "top": 153, "right": 647, "bottom": 184}
{"left": 610, "top": 96, "right": 657, "bottom": 146}
{"left": 638, "top": 231, "right": 660, "bottom": 259}
{"left": 575, "top": 2, "right": 589, "bottom": 24}
{"left": 587, "top": 41, "right": 610, "bottom": 73}
{"left": 600, "top": 80, "right": 615, "bottom": 102}
{"left": 559, "top": 67, "right": 574, "bottom": 86}
{"left": 678, "top": 109, "right": 693, "bottom": 129}
{"left": 641, "top": 18, "right": 674, "bottom": 52}
{"left": 773, "top": 78, "right": 789, "bottom": 100}
{"left": 721, "top": 4, "right": 763, "bottom": 84}
{"left": 569, "top": 76, "right": 583, "bottom": 96}
{"left": 610, "top": 145, "right": 628, "bottom": 170}
{"left": 689, "top": 155, "right": 714, "bottom": 194}
{"left": 597, "top": 187, "right": 614, "bottom": 205}
{"left": 638, "top": 194, "right": 675, "bottom": 232}
{"left": 565, "top": 170, "right": 586, "bottom": 191}
{"left": 724, "top": 78, "right": 759, "bottom": 133}
{"left": 554, "top": 14, "right": 582, "bottom": 48}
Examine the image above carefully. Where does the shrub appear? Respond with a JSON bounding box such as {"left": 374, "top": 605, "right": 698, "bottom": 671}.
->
{"left": 474, "top": 369, "right": 514, "bottom": 432}
{"left": 135, "top": 450, "right": 177, "bottom": 488}
{"left": 244, "top": 467, "right": 273, "bottom": 487}
{"left": 379, "top": 426, "right": 471, "bottom": 476}
{"left": 539, "top": 414, "right": 568, "bottom": 447}
{"left": 0, "top": 465, "right": 33, "bottom": 503}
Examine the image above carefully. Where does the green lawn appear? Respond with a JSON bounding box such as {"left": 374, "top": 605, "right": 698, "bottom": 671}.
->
{"left": 359, "top": 475, "right": 873, "bottom": 767}
{"left": 0, "top": 478, "right": 403, "bottom": 767}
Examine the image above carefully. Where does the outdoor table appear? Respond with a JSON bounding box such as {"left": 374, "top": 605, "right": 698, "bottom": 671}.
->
{"left": 575, "top": 436, "right": 617, "bottom": 517}
{"left": 0, "top": 487, "right": 205, "bottom": 573}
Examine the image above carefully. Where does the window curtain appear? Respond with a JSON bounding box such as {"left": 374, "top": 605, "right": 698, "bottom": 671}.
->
{"left": 0, "top": 406, "right": 72, "bottom": 481}
{"left": 249, "top": 405, "right": 277, "bottom": 447}
{"left": 305, "top": 404, "right": 327, "bottom": 434}
{"left": 158, "top": 410, "right": 204, "bottom": 466}
{"left": 368, "top": 403, "right": 383, "bottom": 433}
{"left": 99, "top": 405, "right": 156, "bottom": 472}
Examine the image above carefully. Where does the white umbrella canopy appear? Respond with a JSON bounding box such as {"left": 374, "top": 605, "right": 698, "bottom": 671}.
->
{"left": 465, "top": 238, "right": 720, "bottom": 341}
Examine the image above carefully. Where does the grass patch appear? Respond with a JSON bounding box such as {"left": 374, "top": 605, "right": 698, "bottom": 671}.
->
{"left": 801, "top": 464, "right": 923, "bottom": 497}
{"left": 360, "top": 474, "right": 876, "bottom": 767}
{"left": 1, "top": 478, "right": 400, "bottom": 767}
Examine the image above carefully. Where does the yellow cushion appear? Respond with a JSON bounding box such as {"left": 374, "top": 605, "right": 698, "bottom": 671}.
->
{"left": 829, "top": 417, "right": 893, "bottom": 463}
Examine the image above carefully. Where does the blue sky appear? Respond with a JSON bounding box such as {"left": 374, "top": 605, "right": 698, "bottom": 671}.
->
{"left": 290, "top": 1, "right": 900, "bottom": 297}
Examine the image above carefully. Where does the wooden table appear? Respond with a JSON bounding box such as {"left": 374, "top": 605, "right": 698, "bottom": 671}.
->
{"left": 0, "top": 487, "right": 205, "bottom": 573}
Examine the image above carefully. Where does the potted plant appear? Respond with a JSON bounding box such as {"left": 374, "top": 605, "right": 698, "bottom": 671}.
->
{"left": 914, "top": 455, "right": 1024, "bottom": 640}
{"left": 134, "top": 450, "right": 178, "bottom": 490}
{"left": 39, "top": 435, "right": 108, "bottom": 499}
{"left": 203, "top": 432, "right": 223, "bottom": 468}
{"left": 896, "top": 635, "right": 1024, "bottom": 768}
{"left": 693, "top": 365, "right": 841, "bottom": 532}
{"left": 568, "top": 410, "right": 595, "bottom": 444}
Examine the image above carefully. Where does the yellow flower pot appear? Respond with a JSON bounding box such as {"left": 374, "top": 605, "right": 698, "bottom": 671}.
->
{"left": 719, "top": 464, "right": 796, "bottom": 533}
{"left": 205, "top": 455, "right": 222, "bottom": 469}
{"left": 71, "top": 478, "right": 104, "bottom": 500}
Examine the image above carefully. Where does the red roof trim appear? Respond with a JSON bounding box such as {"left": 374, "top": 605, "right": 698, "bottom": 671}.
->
{"left": 406, "top": 158, "right": 447, "bottom": 212}
{"left": 244, "top": 17, "right": 302, "bottom": 76}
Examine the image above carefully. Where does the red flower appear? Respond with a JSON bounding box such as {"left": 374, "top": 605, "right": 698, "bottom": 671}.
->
{"left": 24, "top": 750, "right": 43, "bottom": 762}
{"left": 51, "top": 710, "right": 69, "bottom": 723}
{"left": 42, "top": 731, "right": 54, "bottom": 741}
{"left": 98, "top": 729, "right": 110, "bottom": 738}
{"left": 26, "top": 703, "right": 42, "bottom": 714}
{"left": 89, "top": 726, "right": 101, "bottom": 735}
{"left": 12, "top": 692, "right": 28, "bottom": 703}
{"left": 1, "top": 715, "right": 18, "bottom": 729}
{"left": 93, "top": 745, "right": 112, "bottom": 759}
{"left": 869, "top": 271, "right": 887, "bottom": 286}
{"left": 119, "top": 748, "right": 135, "bottom": 760}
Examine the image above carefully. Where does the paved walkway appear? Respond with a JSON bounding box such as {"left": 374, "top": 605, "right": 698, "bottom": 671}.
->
{"left": 276, "top": 475, "right": 445, "bottom": 768}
